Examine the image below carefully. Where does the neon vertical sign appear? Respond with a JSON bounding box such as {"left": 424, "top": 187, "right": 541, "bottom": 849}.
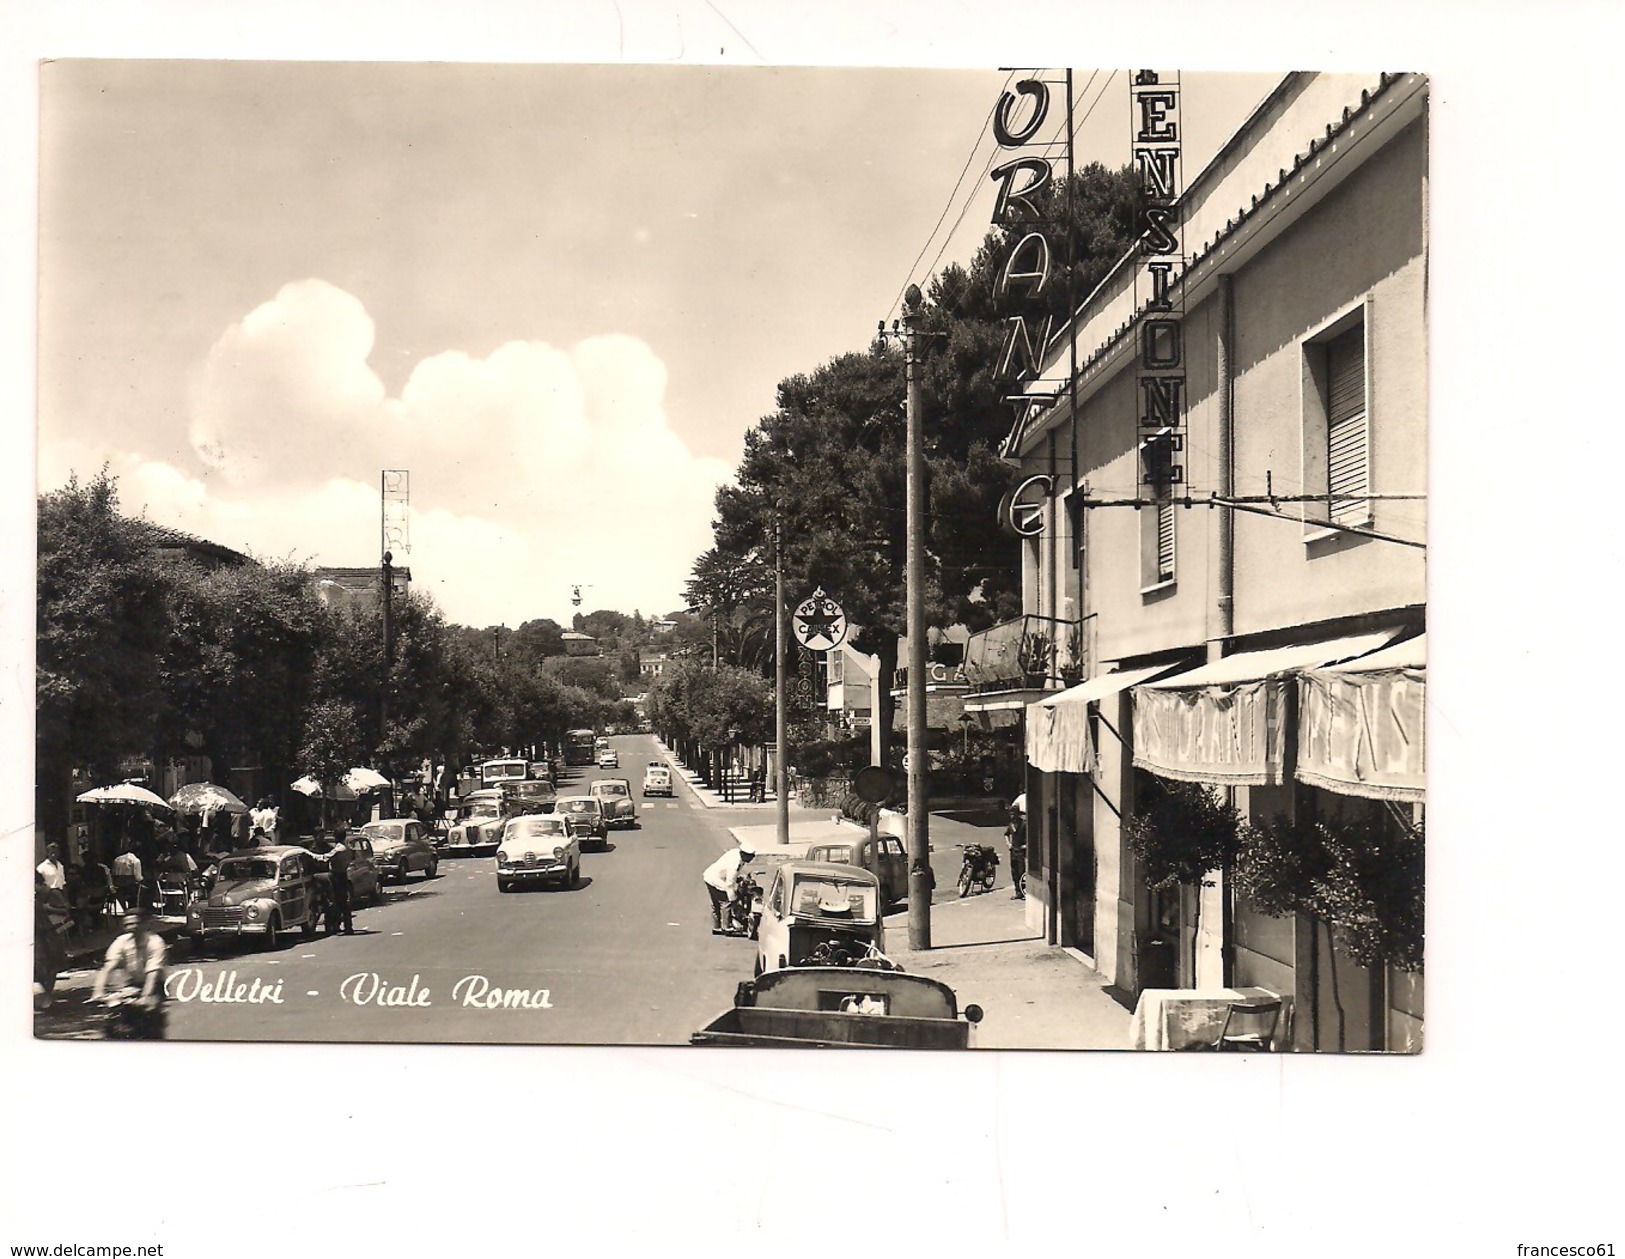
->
{"left": 1132, "top": 70, "right": 1185, "bottom": 486}
{"left": 989, "top": 77, "right": 1056, "bottom": 383}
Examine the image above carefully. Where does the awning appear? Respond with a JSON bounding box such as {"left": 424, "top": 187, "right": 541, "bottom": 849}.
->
{"left": 1027, "top": 662, "right": 1187, "bottom": 775}
{"left": 1132, "top": 630, "right": 1400, "bottom": 786}
{"left": 964, "top": 689, "right": 1049, "bottom": 713}
{"left": 1297, "top": 633, "right": 1425, "bottom": 802}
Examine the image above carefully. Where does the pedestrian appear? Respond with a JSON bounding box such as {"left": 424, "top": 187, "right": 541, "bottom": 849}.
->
{"left": 250, "top": 797, "right": 279, "bottom": 845}
{"left": 751, "top": 765, "right": 766, "bottom": 803}
{"left": 36, "top": 842, "right": 67, "bottom": 891}
{"left": 1005, "top": 799, "right": 1027, "bottom": 900}
{"left": 111, "top": 846, "right": 143, "bottom": 913}
{"left": 71, "top": 852, "right": 114, "bottom": 935}
{"left": 247, "top": 825, "right": 268, "bottom": 849}
{"left": 91, "top": 909, "right": 167, "bottom": 1039}
{"left": 325, "top": 829, "right": 355, "bottom": 935}
{"left": 34, "top": 871, "right": 73, "bottom": 1009}
{"left": 702, "top": 842, "right": 755, "bottom": 934}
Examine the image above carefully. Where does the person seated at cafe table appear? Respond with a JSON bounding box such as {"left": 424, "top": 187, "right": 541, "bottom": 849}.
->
{"left": 69, "top": 853, "right": 114, "bottom": 934}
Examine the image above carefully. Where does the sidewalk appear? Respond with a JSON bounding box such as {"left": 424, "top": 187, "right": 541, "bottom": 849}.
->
{"left": 727, "top": 809, "right": 1132, "bottom": 1051}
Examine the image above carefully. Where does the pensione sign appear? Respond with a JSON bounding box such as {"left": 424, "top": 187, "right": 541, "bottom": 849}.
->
{"left": 1133, "top": 70, "right": 1185, "bottom": 487}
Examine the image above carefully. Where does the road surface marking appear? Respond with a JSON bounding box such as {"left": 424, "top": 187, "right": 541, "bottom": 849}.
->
{"left": 391, "top": 931, "right": 405, "bottom": 936}
{"left": 642, "top": 802, "right": 654, "bottom": 810}
{"left": 666, "top": 803, "right": 677, "bottom": 809}
{"left": 307, "top": 990, "right": 319, "bottom": 997}
{"left": 300, "top": 954, "right": 315, "bottom": 959}
{"left": 667, "top": 922, "right": 681, "bottom": 926}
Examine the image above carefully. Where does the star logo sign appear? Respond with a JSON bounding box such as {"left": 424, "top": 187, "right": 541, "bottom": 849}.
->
{"left": 793, "top": 589, "right": 847, "bottom": 650}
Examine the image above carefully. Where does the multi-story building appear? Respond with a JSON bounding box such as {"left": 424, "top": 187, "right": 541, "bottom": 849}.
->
{"left": 1010, "top": 72, "right": 1427, "bottom": 1050}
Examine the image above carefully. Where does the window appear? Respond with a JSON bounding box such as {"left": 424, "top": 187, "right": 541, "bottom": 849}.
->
{"left": 1140, "top": 486, "right": 1176, "bottom": 590}
{"left": 1302, "top": 306, "right": 1371, "bottom": 534}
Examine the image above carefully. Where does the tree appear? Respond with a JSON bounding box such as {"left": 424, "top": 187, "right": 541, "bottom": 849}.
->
{"left": 699, "top": 164, "right": 1143, "bottom": 755}
{"left": 683, "top": 547, "right": 775, "bottom": 671}
{"left": 36, "top": 471, "right": 167, "bottom": 839}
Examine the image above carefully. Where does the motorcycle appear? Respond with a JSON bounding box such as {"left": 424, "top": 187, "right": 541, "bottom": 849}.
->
{"left": 722, "top": 872, "right": 762, "bottom": 938}
{"left": 956, "top": 843, "right": 999, "bottom": 898}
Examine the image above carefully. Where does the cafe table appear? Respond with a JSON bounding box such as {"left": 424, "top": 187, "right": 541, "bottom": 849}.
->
{"left": 1129, "top": 986, "right": 1285, "bottom": 1051}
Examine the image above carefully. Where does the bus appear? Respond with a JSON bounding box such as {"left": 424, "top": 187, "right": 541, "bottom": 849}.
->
{"left": 563, "top": 729, "right": 597, "bottom": 767}
{"left": 480, "top": 758, "right": 529, "bottom": 791}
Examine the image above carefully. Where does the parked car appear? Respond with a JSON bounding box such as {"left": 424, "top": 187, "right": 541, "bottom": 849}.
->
{"left": 754, "top": 861, "right": 886, "bottom": 978}
{"left": 495, "top": 814, "right": 581, "bottom": 893}
{"left": 597, "top": 747, "right": 620, "bottom": 768}
{"left": 554, "top": 795, "right": 608, "bottom": 849}
{"left": 589, "top": 778, "right": 637, "bottom": 829}
{"left": 360, "top": 819, "right": 440, "bottom": 882}
{"left": 692, "top": 969, "right": 980, "bottom": 1049}
{"left": 502, "top": 779, "right": 558, "bottom": 813}
{"left": 804, "top": 834, "right": 908, "bottom": 907}
{"left": 641, "top": 764, "right": 673, "bottom": 797}
{"left": 446, "top": 790, "right": 506, "bottom": 854}
{"left": 186, "top": 844, "right": 333, "bottom": 951}
{"left": 527, "top": 761, "right": 554, "bottom": 784}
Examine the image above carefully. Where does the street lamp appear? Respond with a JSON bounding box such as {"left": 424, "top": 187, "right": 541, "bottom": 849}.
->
{"left": 879, "top": 283, "right": 939, "bottom": 950}
{"left": 958, "top": 711, "right": 976, "bottom": 759}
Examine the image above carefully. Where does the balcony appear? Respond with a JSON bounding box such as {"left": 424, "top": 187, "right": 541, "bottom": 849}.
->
{"left": 961, "top": 614, "right": 1082, "bottom": 696}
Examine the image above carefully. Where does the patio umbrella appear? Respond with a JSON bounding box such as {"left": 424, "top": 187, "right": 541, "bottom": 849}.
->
{"left": 168, "top": 782, "right": 250, "bottom": 815}
{"left": 343, "top": 767, "right": 391, "bottom": 794}
{"left": 77, "top": 782, "right": 172, "bottom": 810}
{"left": 290, "top": 775, "right": 358, "bottom": 801}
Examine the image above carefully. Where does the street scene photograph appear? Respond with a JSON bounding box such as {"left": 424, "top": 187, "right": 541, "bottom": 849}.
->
{"left": 27, "top": 58, "right": 1430, "bottom": 1056}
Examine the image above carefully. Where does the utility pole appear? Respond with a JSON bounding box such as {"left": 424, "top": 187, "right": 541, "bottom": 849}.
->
{"left": 381, "top": 549, "right": 394, "bottom": 755}
{"left": 881, "top": 283, "right": 934, "bottom": 950}
{"left": 774, "top": 515, "right": 789, "bottom": 847}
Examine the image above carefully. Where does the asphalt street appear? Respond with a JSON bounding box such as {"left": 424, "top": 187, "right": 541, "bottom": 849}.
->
{"left": 43, "top": 735, "right": 762, "bottom": 1046}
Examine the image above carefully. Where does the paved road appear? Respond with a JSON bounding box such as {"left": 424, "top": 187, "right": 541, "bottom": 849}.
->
{"left": 43, "top": 735, "right": 762, "bottom": 1045}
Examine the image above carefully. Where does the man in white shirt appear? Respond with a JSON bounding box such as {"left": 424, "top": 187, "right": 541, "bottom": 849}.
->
{"left": 703, "top": 842, "right": 754, "bottom": 934}
{"left": 250, "top": 798, "right": 279, "bottom": 844}
{"left": 111, "top": 849, "right": 143, "bottom": 912}
{"left": 92, "top": 910, "right": 168, "bottom": 1038}
{"left": 36, "top": 842, "right": 66, "bottom": 891}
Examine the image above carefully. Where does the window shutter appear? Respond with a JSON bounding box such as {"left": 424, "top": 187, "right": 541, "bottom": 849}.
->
{"left": 1157, "top": 499, "right": 1175, "bottom": 581}
{"left": 1326, "top": 327, "right": 1368, "bottom": 523}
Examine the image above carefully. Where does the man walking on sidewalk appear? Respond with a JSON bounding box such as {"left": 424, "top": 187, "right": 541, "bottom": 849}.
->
{"left": 1006, "top": 800, "right": 1027, "bottom": 900}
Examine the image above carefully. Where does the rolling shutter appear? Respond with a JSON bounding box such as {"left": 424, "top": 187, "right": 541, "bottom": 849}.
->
{"left": 1156, "top": 499, "right": 1175, "bottom": 582}
{"left": 1326, "top": 327, "right": 1368, "bottom": 523}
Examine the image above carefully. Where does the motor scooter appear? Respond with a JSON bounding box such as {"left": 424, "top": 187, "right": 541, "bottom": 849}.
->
{"left": 721, "top": 872, "right": 762, "bottom": 938}
{"left": 99, "top": 987, "right": 167, "bottom": 1040}
{"left": 956, "top": 843, "right": 999, "bottom": 898}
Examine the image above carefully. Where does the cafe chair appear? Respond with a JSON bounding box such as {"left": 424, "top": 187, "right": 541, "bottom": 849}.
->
{"left": 1214, "top": 999, "right": 1282, "bottom": 1051}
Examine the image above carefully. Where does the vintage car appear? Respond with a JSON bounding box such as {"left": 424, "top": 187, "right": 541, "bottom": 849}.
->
{"left": 360, "top": 819, "right": 440, "bottom": 882}
{"left": 692, "top": 968, "right": 982, "bottom": 1049}
{"left": 754, "top": 861, "right": 887, "bottom": 978}
{"left": 597, "top": 747, "right": 620, "bottom": 769}
{"left": 554, "top": 795, "right": 608, "bottom": 848}
{"left": 446, "top": 789, "right": 506, "bottom": 854}
{"left": 527, "top": 761, "right": 554, "bottom": 785}
{"left": 641, "top": 764, "right": 673, "bottom": 797}
{"left": 502, "top": 778, "right": 558, "bottom": 813}
{"left": 804, "top": 833, "right": 908, "bottom": 907}
{"left": 588, "top": 778, "right": 637, "bottom": 829}
{"left": 187, "top": 844, "right": 334, "bottom": 951}
{"left": 495, "top": 814, "right": 581, "bottom": 892}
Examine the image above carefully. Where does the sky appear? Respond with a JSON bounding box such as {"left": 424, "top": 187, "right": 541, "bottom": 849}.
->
{"left": 34, "top": 60, "right": 1280, "bottom": 628}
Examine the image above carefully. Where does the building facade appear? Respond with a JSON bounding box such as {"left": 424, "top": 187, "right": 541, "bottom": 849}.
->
{"left": 1010, "top": 72, "right": 1427, "bottom": 1050}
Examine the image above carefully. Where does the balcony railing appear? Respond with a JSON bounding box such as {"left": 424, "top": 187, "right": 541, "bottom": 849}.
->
{"left": 961, "top": 614, "right": 1082, "bottom": 695}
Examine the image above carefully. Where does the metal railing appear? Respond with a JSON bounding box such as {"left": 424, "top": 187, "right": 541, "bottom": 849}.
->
{"left": 961, "top": 614, "right": 1082, "bottom": 695}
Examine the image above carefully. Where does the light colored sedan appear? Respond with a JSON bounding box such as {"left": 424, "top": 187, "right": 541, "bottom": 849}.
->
{"left": 589, "top": 778, "right": 638, "bottom": 829}
{"left": 495, "top": 815, "right": 581, "bottom": 893}
{"left": 361, "top": 819, "right": 440, "bottom": 882}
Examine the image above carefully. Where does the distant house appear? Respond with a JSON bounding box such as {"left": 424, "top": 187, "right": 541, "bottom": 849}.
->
{"left": 640, "top": 652, "right": 672, "bottom": 679}
{"left": 561, "top": 631, "right": 599, "bottom": 657}
{"left": 312, "top": 565, "right": 412, "bottom": 614}
{"left": 127, "top": 520, "right": 251, "bottom": 571}
{"left": 652, "top": 619, "right": 677, "bottom": 634}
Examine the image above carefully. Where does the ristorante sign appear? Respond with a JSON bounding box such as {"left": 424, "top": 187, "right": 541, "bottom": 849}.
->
{"left": 1133, "top": 70, "right": 1185, "bottom": 487}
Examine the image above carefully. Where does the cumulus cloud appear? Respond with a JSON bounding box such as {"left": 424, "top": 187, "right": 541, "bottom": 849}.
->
{"left": 57, "top": 280, "right": 731, "bottom": 626}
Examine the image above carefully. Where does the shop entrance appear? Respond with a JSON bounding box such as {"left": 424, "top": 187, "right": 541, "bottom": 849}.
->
{"left": 1057, "top": 773, "right": 1095, "bottom": 955}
